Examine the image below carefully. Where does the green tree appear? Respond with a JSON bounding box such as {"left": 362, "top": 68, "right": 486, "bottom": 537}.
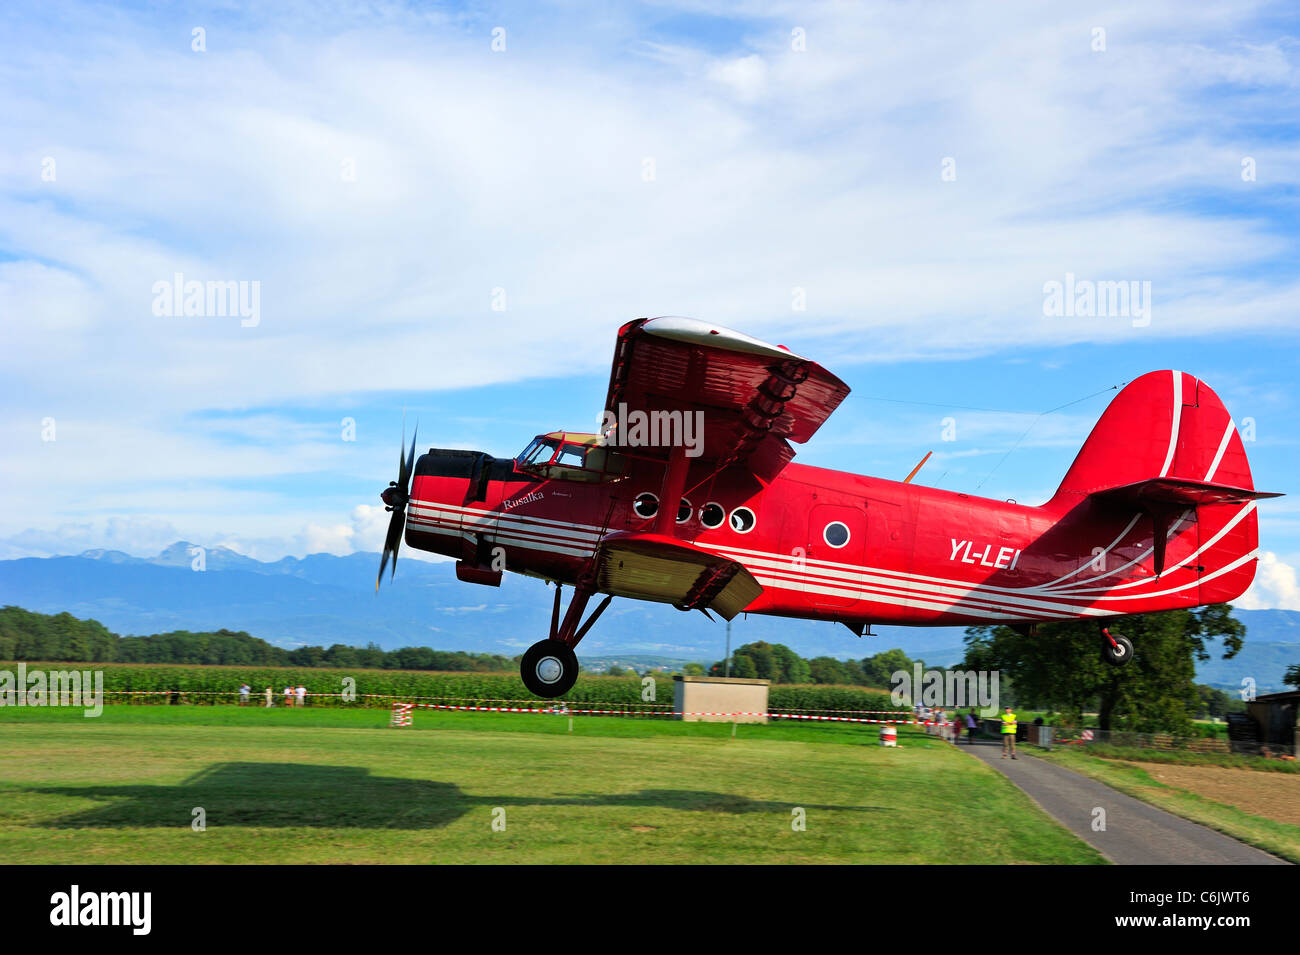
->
{"left": 323, "top": 644, "right": 358, "bottom": 668}
{"left": 961, "top": 605, "right": 1246, "bottom": 733}
{"left": 808, "top": 656, "right": 849, "bottom": 684}
{"left": 728, "top": 654, "right": 757, "bottom": 679}
{"left": 841, "top": 659, "right": 868, "bottom": 685}
{"left": 771, "top": 643, "right": 811, "bottom": 683}
{"left": 1193, "top": 684, "right": 1244, "bottom": 719}
{"left": 710, "top": 642, "right": 811, "bottom": 683}
{"left": 0, "top": 607, "right": 532, "bottom": 673}
{"left": 860, "top": 648, "right": 918, "bottom": 688}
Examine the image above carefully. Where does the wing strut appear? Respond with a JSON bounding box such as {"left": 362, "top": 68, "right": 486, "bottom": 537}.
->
{"left": 654, "top": 443, "right": 692, "bottom": 536}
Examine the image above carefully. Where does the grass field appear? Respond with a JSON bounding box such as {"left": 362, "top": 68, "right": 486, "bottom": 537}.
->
{"left": 0, "top": 705, "right": 1106, "bottom": 864}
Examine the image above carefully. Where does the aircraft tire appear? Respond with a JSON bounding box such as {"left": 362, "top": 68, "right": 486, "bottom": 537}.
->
{"left": 1101, "top": 632, "right": 1134, "bottom": 666}
{"left": 521, "top": 639, "right": 579, "bottom": 698}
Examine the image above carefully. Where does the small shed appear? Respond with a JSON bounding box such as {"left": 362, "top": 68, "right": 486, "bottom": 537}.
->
{"left": 673, "top": 675, "right": 770, "bottom": 723}
{"left": 1244, "top": 689, "right": 1299, "bottom": 757}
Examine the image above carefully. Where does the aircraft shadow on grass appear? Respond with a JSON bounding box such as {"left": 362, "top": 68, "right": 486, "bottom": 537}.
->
{"left": 30, "top": 762, "right": 881, "bottom": 830}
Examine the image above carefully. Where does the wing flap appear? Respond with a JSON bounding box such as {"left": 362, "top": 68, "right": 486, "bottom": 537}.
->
{"left": 595, "top": 532, "right": 762, "bottom": 620}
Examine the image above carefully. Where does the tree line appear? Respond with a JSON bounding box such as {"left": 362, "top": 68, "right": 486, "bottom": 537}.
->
{"left": 710, "top": 641, "right": 920, "bottom": 688}
{"left": 0, "top": 606, "right": 514, "bottom": 672}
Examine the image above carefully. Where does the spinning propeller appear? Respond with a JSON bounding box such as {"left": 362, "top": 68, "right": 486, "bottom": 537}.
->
{"left": 376, "top": 421, "right": 418, "bottom": 591}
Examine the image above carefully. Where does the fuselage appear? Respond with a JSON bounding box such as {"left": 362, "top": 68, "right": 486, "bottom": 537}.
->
{"left": 405, "top": 443, "right": 1237, "bottom": 628}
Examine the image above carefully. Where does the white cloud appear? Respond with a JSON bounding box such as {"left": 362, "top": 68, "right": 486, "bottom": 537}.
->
{"left": 707, "top": 54, "right": 767, "bottom": 101}
{"left": 0, "top": 504, "right": 450, "bottom": 564}
{"left": 0, "top": 1, "right": 1296, "bottom": 558}
{"left": 3, "top": 2, "right": 1296, "bottom": 421}
{"left": 1238, "top": 551, "right": 1300, "bottom": 611}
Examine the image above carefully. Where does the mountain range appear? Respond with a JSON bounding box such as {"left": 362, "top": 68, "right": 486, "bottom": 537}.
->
{"left": 1, "top": 542, "right": 1297, "bottom": 690}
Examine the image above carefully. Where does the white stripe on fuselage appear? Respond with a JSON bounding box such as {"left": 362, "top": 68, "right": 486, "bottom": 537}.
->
{"left": 409, "top": 499, "right": 1240, "bottom": 619}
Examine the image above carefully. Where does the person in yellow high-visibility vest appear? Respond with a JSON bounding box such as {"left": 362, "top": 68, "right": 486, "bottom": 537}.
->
{"left": 1001, "top": 707, "right": 1018, "bottom": 759}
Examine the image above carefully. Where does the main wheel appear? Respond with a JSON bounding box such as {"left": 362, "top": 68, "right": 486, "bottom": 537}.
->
{"left": 1101, "top": 631, "right": 1134, "bottom": 666}
{"left": 521, "top": 639, "right": 579, "bottom": 698}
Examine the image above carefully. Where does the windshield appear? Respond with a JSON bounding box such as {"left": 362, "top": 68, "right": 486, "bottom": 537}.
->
{"left": 517, "top": 437, "right": 559, "bottom": 469}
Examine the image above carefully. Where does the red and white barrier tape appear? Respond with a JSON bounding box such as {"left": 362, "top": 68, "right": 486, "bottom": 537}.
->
{"left": 390, "top": 700, "right": 951, "bottom": 725}
{"left": 101, "top": 690, "right": 350, "bottom": 697}
{"left": 361, "top": 694, "right": 916, "bottom": 714}
{"left": 42, "top": 688, "right": 946, "bottom": 725}
{"left": 96, "top": 690, "right": 914, "bottom": 715}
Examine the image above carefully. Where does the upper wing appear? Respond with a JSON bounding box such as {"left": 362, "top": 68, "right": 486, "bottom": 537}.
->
{"left": 601, "top": 316, "right": 850, "bottom": 477}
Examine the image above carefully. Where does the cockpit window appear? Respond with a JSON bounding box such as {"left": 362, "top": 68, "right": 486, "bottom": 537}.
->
{"left": 555, "top": 443, "right": 587, "bottom": 468}
{"left": 518, "top": 438, "right": 558, "bottom": 468}
{"left": 514, "top": 434, "right": 626, "bottom": 484}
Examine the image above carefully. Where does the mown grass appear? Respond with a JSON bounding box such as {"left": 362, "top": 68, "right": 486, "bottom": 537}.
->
{"left": 1033, "top": 746, "right": 1300, "bottom": 864}
{"left": 0, "top": 705, "right": 1104, "bottom": 864}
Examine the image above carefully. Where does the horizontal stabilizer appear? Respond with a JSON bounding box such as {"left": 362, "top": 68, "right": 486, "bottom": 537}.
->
{"left": 1094, "top": 478, "right": 1281, "bottom": 578}
{"left": 1095, "top": 478, "right": 1283, "bottom": 509}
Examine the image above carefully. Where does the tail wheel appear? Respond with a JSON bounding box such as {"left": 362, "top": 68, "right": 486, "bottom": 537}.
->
{"left": 521, "top": 639, "right": 579, "bottom": 698}
{"left": 1101, "top": 629, "right": 1134, "bottom": 667}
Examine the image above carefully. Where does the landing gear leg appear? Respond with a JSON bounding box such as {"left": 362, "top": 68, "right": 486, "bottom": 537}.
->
{"left": 1100, "top": 626, "right": 1133, "bottom": 666}
{"left": 519, "top": 583, "right": 613, "bottom": 698}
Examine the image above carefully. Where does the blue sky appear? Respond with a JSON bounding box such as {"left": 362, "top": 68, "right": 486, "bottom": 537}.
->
{"left": 1, "top": 1, "right": 1298, "bottom": 609}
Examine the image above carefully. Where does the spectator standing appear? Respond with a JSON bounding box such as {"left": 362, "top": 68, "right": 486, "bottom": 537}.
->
{"left": 264, "top": 686, "right": 273, "bottom": 707}
{"left": 1001, "top": 706, "right": 1018, "bottom": 759}
{"left": 295, "top": 684, "right": 307, "bottom": 708}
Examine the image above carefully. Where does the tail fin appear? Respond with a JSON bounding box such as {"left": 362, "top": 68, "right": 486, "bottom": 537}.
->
{"left": 1051, "top": 371, "right": 1253, "bottom": 500}
{"left": 1048, "top": 370, "right": 1273, "bottom": 604}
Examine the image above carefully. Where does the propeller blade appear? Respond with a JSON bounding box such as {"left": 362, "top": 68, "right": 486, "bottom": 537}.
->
{"left": 401, "top": 423, "right": 418, "bottom": 491}
{"left": 384, "top": 506, "right": 404, "bottom": 566}
{"left": 375, "top": 508, "right": 405, "bottom": 591}
{"left": 376, "top": 420, "right": 418, "bottom": 592}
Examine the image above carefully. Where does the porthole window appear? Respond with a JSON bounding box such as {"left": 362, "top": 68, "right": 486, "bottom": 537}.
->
{"left": 823, "top": 521, "right": 851, "bottom": 548}
{"left": 729, "top": 507, "right": 756, "bottom": 534}
{"left": 676, "top": 498, "right": 692, "bottom": 523}
{"left": 633, "top": 492, "right": 659, "bottom": 519}
{"left": 699, "top": 502, "right": 725, "bottom": 529}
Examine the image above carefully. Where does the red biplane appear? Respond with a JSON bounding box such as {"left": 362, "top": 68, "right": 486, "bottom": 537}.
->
{"left": 376, "top": 317, "right": 1279, "bottom": 697}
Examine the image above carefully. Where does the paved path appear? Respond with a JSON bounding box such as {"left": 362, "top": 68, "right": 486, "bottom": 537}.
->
{"left": 960, "top": 739, "right": 1288, "bottom": 865}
